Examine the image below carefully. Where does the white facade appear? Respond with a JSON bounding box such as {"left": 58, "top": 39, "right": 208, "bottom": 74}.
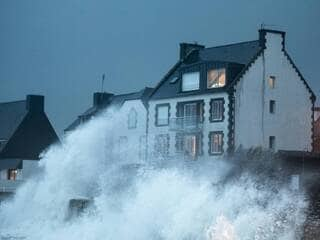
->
{"left": 109, "top": 99, "right": 148, "bottom": 162}
{"left": 147, "top": 29, "right": 314, "bottom": 159}
{"left": 148, "top": 93, "right": 229, "bottom": 160}
{"left": 0, "top": 159, "right": 39, "bottom": 196}
{"left": 234, "top": 31, "right": 313, "bottom": 151}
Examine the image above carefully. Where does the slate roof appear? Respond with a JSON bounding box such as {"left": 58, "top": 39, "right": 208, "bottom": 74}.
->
{"left": 0, "top": 96, "right": 59, "bottom": 171}
{"left": 65, "top": 87, "right": 154, "bottom": 132}
{"left": 0, "top": 100, "right": 28, "bottom": 141}
{"left": 199, "top": 40, "right": 261, "bottom": 64}
{"left": 150, "top": 40, "right": 262, "bottom": 100}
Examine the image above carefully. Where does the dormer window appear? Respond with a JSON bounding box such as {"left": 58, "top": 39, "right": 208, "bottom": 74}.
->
{"left": 207, "top": 68, "right": 226, "bottom": 88}
{"left": 182, "top": 72, "right": 200, "bottom": 91}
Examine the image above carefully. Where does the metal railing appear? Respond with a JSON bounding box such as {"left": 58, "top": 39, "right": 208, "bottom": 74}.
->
{"left": 169, "top": 116, "right": 203, "bottom": 132}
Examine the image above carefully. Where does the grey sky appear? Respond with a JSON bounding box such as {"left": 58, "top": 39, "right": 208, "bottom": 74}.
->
{"left": 0, "top": 0, "right": 319, "bottom": 135}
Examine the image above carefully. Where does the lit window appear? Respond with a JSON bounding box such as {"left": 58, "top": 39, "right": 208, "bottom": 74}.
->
{"left": 269, "top": 76, "right": 275, "bottom": 89}
{"left": 128, "top": 108, "right": 137, "bottom": 129}
{"left": 269, "top": 136, "right": 275, "bottom": 151}
{"left": 207, "top": 68, "right": 226, "bottom": 88}
{"left": 210, "top": 99, "right": 224, "bottom": 121}
{"left": 269, "top": 100, "right": 276, "bottom": 114}
{"left": 182, "top": 72, "right": 200, "bottom": 91}
{"left": 8, "top": 169, "right": 18, "bottom": 181}
{"left": 209, "top": 132, "right": 223, "bottom": 154}
{"left": 156, "top": 104, "right": 169, "bottom": 126}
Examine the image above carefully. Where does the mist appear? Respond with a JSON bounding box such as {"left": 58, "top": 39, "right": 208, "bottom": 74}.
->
{"left": 0, "top": 107, "right": 307, "bottom": 240}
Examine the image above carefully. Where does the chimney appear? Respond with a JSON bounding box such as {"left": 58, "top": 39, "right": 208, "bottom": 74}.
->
{"left": 26, "top": 95, "right": 44, "bottom": 112}
{"left": 179, "top": 42, "right": 205, "bottom": 60}
{"left": 93, "top": 92, "right": 113, "bottom": 107}
{"left": 258, "top": 28, "right": 286, "bottom": 49}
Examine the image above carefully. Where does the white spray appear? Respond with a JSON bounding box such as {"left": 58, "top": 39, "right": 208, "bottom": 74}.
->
{"left": 0, "top": 109, "right": 307, "bottom": 240}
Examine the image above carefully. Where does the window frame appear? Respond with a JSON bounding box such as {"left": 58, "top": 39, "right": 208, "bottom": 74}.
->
{"left": 207, "top": 68, "right": 226, "bottom": 89}
{"left": 268, "top": 76, "right": 276, "bottom": 89}
{"left": 7, "top": 169, "right": 18, "bottom": 181}
{"left": 175, "top": 133, "right": 203, "bottom": 157}
{"left": 181, "top": 71, "right": 200, "bottom": 92}
{"left": 127, "top": 108, "right": 138, "bottom": 129}
{"left": 269, "top": 100, "right": 276, "bottom": 114}
{"left": 154, "top": 134, "right": 170, "bottom": 158}
{"left": 209, "top": 98, "right": 225, "bottom": 122}
{"left": 209, "top": 131, "right": 224, "bottom": 155}
{"left": 269, "top": 136, "right": 276, "bottom": 151}
{"left": 155, "top": 103, "right": 170, "bottom": 126}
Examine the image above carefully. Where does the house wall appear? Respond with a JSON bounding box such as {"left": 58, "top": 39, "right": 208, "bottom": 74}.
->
{"left": 234, "top": 31, "right": 313, "bottom": 151}
{"left": 109, "top": 100, "right": 148, "bottom": 162}
{"left": 22, "top": 159, "right": 40, "bottom": 179}
{"left": 0, "top": 159, "right": 39, "bottom": 199}
{"left": 148, "top": 92, "right": 229, "bottom": 160}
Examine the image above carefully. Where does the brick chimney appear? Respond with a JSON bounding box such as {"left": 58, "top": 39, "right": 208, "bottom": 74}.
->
{"left": 179, "top": 42, "right": 205, "bottom": 60}
{"left": 93, "top": 92, "right": 113, "bottom": 107}
{"left": 26, "top": 95, "right": 44, "bottom": 112}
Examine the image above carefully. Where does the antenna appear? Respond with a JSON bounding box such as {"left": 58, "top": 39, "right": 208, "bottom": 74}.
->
{"left": 101, "top": 73, "right": 105, "bottom": 93}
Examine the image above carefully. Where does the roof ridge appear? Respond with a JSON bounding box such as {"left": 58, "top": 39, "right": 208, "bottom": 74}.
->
{"left": 203, "top": 40, "right": 259, "bottom": 50}
{"left": 114, "top": 91, "right": 139, "bottom": 98}
{"left": 0, "top": 100, "right": 25, "bottom": 105}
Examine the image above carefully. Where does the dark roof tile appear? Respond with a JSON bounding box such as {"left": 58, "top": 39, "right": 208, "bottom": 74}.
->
{"left": 64, "top": 87, "right": 153, "bottom": 132}
{"left": 0, "top": 101, "right": 27, "bottom": 140}
{"left": 150, "top": 40, "right": 262, "bottom": 100}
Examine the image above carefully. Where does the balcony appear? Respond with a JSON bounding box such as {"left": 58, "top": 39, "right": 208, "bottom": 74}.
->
{"left": 169, "top": 116, "right": 203, "bottom": 132}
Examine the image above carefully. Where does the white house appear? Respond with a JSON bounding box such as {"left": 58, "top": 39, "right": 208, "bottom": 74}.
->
{"left": 65, "top": 88, "right": 153, "bottom": 162}
{"left": 147, "top": 29, "right": 315, "bottom": 160}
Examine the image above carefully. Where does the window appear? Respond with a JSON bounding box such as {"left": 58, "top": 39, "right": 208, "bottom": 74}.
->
{"left": 207, "top": 68, "right": 226, "bottom": 88}
{"left": 210, "top": 99, "right": 224, "bottom": 121}
{"left": 154, "top": 134, "right": 169, "bottom": 158}
{"left": 128, "top": 108, "right": 137, "bottom": 129}
{"left": 175, "top": 133, "right": 184, "bottom": 153}
{"left": 176, "top": 133, "right": 202, "bottom": 159}
{"left": 269, "top": 136, "right": 275, "bottom": 151}
{"left": 269, "top": 76, "right": 275, "bottom": 89}
{"left": 182, "top": 72, "right": 200, "bottom": 91}
{"left": 209, "top": 132, "right": 223, "bottom": 154}
{"left": 156, "top": 104, "right": 170, "bottom": 126}
{"left": 269, "top": 100, "right": 276, "bottom": 114}
{"left": 8, "top": 169, "right": 18, "bottom": 181}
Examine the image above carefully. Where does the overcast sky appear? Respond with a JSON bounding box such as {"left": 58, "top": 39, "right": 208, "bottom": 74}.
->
{"left": 0, "top": 0, "right": 319, "bottom": 135}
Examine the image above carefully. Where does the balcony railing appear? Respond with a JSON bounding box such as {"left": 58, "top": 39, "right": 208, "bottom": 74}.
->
{"left": 169, "top": 116, "right": 203, "bottom": 132}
